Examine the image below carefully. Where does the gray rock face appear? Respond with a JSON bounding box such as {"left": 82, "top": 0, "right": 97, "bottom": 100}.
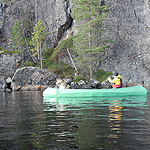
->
{"left": 0, "top": 53, "right": 23, "bottom": 90}
{"left": 88, "top": 78, "right": 102, "bottom": 89}
{"left": 0, "top": 0, "right": 72, "bottom": 49}
{"left": 36, "top": 0, "right": 72, "bottom": 43}
{"left": 0, "top": 0, "right": 72, "bottom": 89}
{"left": 0, "top": 6, "right": 4, "bottom": 30}
{"left": 0, "top": 0, "right": 150, "bottom": 87}
{"left": 0, "top": 53, "right": 21, "bottom": 76}
{"left": 12, "top": 67, "right": 57, "bottom": 91}
{"left": 98, "top": 0, "right": 150, "bottom": 86}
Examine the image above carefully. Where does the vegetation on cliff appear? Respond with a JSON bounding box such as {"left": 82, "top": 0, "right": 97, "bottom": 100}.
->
{"left": 29, "top": 20, "right": 48, "bottom": 69}
{"left": 70, "top": 0, "right": 110, "bottom": 77}
{"left": 3, "top": 0, "right": 112, "bottom": 83}
{"left": 93, "top": 69, "right": 112, "bottom": 83}
{"left": 10, "top": 19, "right": 25, "bottom": 52}
{"left": 44, "top": 0, "right": 112, "bottom": 80}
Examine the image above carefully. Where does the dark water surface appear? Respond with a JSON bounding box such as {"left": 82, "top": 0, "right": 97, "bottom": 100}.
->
{"left": 0, "top": 89, "right": 150, "bottom": 150}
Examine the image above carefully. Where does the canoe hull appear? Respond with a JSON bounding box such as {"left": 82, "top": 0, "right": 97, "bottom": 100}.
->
{"left": 43, "top": 85, "right": 147, "bottom": 98}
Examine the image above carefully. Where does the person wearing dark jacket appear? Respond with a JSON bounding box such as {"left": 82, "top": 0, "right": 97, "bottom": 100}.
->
{"left": 4, "top": 77, "right": 12, "bottom": 92}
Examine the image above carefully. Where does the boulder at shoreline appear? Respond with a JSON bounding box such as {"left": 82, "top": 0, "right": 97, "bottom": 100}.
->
{"left": 12, "top": 67, "right": 58, "bottom": 91}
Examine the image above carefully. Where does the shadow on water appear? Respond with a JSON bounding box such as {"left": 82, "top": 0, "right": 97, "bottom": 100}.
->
{"left": 0, "top": 91, "right": 150, "bottom": 150}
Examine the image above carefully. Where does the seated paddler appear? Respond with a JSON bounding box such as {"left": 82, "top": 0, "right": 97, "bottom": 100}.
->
{"left": 108, "top": 72, "right": 122, "bottom": 89}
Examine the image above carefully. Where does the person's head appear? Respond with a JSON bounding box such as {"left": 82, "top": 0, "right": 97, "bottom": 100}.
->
{"left": 113, "top": 72, "right": 119, "bottom": 76}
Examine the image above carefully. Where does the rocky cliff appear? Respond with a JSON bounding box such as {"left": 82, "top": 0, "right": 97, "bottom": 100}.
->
{"left": 0, "top": 0, "right": 72, "bottom": 89}
{"left": 0, "top": 0, "right": 150, "bottom": 88}
{"left": 0, "top": 0, "right": 72, "bottom": 48}
{"left": 0, "top": 53, "right": 21, "bottom": 89}
{"left": 101, "top": 0, "right": 150, "bottom": 86}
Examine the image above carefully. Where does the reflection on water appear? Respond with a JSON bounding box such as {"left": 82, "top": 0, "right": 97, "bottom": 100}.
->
{"left": 108, "top": 100, "right": 123, "bottom": 141}
{"left": 0, "top": 91, "right": 44, "bottom": 150}
{"left": 0, "top": 91, "right": 150, "bottom": 150}
{"left": 43, "top": 95, "right": 149, "bottom": 149}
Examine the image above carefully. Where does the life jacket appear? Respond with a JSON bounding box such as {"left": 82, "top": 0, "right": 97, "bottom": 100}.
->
{"left": 117, "top": 75, "right": 122, "bottom": 88}
{"left": 119, "top": 78, "right": 122, "bottom": 88}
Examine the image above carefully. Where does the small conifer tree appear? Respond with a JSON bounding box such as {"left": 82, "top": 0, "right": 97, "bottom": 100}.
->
{"left": 29, "top": 20, "right": 48, "bottom": 69}
{"left": 10, "top": 19, "right": 25, "bottom": 51}
{"left": 71, "top": 0, "right": 110, "bottom": 77}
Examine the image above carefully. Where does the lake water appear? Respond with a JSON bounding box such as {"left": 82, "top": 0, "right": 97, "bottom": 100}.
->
{"left": 0, "top": 88, "right": 150, "bottom": 150}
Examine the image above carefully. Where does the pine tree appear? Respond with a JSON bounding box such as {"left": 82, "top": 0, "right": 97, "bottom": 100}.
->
{"left": 10, "top": 19, "right": 25, "bottom": 51}
{"left": 71, "top": 0, "right": 110, "bottom": 77}
{"left": 29, "top": 20, "right": 47, "bottom": 69}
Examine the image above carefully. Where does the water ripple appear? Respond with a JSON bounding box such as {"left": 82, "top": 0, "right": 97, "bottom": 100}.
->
{"left": 0, "top": 91, "right": 150, "bottom": 150}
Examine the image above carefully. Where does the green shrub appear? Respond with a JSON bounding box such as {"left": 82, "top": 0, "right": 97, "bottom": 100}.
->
{"left": 50, "top": 37, "right": 74, "bottom": 61}
{"left": 43, "top": 47, "right": 54, "bottom": 59}
{"left": 1, "top": 50, "right": 19, "bottom": 54}
{"left": 93, "top": 69, "right": 112, "bottom": 83}
{"left": 73, "top": 75, "right": 86, "bottom": 83}
{"left": 24, "top": 61, "right": 36, "bottom": 67}
{"left": 43, "top": 60, "right": 76, "bottom": 78}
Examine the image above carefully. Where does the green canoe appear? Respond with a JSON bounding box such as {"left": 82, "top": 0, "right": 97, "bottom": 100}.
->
{"left": 43, "top": 85, "right": 147, "bottom": 98}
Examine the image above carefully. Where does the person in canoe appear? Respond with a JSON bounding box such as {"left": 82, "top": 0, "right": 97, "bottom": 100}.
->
{"left": 4, "top": 76, "right": 12, "bottom": 92}
{"left": 108, "top": 72, "right": 122, "bottom": 89}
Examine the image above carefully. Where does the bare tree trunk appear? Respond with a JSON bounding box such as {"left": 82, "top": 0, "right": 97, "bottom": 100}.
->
{"left": 40, "top": 41, "right": 43, "bottom": 69}
{"left": 35, "top": 0, "right": 38, "bottom": 23}
{"left": 88, "top": 2, "right": 92, "bottom": 77}
{"left": 37, "top": 43, "right": 40, "bottom": 60}
{"left": 67, "top": 47, "right": 78, "bottom": 72}
{"left": 90, "top": 65, "right": 92, "bottom": 78}
{"left": 35, "top": 0, "right": 40, "bottom": 60}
